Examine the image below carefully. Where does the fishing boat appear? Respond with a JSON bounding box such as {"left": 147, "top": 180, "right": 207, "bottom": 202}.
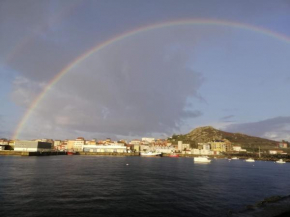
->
{"left": 194, "top": 156, "right": 211, "bottom": 163}
{"left": 276, "top": 159, "right": 286, "bottom": 164}
{"left": 245, "top": 158, "right": 255, "bottom": 162}
{"left": 140, "top": 152, "right": 161, "bottom": 157}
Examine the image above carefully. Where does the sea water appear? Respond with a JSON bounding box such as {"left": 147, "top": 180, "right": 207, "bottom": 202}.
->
{"left": 0, "top": 156, "right": 289, "bottom": 217}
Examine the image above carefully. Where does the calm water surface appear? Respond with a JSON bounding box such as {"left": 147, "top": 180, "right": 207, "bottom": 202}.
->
{"left": 0, "top": 156, "right": 289, "bottom": 217}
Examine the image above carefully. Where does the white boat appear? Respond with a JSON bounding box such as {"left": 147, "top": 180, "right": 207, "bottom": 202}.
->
{"left": 245, "top": 158, "right": 255, "bottom": 162}
{"left": 232, "top": 157, "right": 239, "bottom": 160}
{"left": 194, "top": 156, "right": 211, "bottom": 163}
{"left": 140, "top": 152, "right": 161, "bottom": 156}
{"left": 276, "top": 159, "right": 286, "bottom": 164}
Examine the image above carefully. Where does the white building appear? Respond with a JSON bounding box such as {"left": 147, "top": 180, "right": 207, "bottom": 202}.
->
{"left": 177, "top": 141, "right": 190, "bottom": 152}
{"left": 67, "top": 137, "right": 85, "bottom": 151}
{"left": 14, "top": 141, "right": 52, "bottom": 152}
{"left": 232, "top": 146, "right": 247, "bottom": 152}
{"left": 142, "top": 138, "right": 155, "bottom": 143}
{"left": 130, "top": 140, "right": 142, "bottom": 145}
{"left": 83, "top": 144, "right": 127, "bottom": 153}
{"left": 140, "top": 144, "right": 150, "bottom": 152}
{"left": 155, "top": 146, "right": 175, "bottom": 154}
{"left": 0, "top": 139, "right": 8, "bottom": 150}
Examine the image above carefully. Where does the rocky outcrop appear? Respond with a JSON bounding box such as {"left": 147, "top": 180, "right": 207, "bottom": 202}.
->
{"left": 231, "top": 195, "right": 290, "bottom": 217}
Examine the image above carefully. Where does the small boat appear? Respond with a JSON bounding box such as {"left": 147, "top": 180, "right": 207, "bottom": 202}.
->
{"left": 67, "top": 150, "right": 76, "bottom": 155}
{"left": 169, "top": 153, "right": 179, "bottom": 157}
{"left": 140, "top": 152, "right": 161, "bottom": 157}
{"left": 194, "top": 156, "right": 211, "bottom": 163}
{"left": 276, "top": 159, "right": 286, "bottom": 164}
{"left": 232, "top": 157, "right": 239, "bottom": 160}
{"left": 245, "top": 158, "right": 255, "bottom": 162}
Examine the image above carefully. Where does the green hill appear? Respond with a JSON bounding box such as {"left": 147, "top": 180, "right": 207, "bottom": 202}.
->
{"left": 169, "top": 126, "right": 278, "bottom": 149}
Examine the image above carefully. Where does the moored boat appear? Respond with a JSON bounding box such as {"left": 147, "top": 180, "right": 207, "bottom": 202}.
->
{"left": 194, "top": 156, "right": 211, "bottom": 163}
{"left": 232, "top": 157, "right": 239, "bottom": 160}
{"left": 140, "top": 152, "right": 161, "bottom": 157}
{"left": 169, "top": 153, "right": 179, "bottom": 157}
{"left": 67, "top": 150, "right": 76, "bottom": 155}
{"left": 276, "top": 159, "right": 286, "bottom": 164}
{"left": 245, "top": 158, "right": 255, "bottom": 162}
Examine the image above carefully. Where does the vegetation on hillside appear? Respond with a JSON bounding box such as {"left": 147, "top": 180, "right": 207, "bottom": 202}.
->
{"left": 168, "top": 126, "right": 278, "bottom": 149}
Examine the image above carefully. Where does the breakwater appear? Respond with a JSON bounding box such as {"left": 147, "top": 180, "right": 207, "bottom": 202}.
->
{"left": 0, "top": 151, "right": 66, "bottom": 156}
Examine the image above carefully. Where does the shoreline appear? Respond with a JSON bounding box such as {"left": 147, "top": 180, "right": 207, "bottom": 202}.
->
{"left": 231, "top": 195, "right": 290, "bottom": 217}
{"left": 0, "top": 151, "right": 289, "bottom": 162}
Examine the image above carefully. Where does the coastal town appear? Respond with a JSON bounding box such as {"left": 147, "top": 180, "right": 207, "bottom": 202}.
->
{"left": 0, "top": 135, "right": 289, "bottom": 160}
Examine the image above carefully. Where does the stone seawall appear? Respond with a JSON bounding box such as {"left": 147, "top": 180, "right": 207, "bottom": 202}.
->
{"left": 0, "top": 151, "right": 67, "bottom": 156}
{"left": 78, "top": 152, "right": 140, "bottom": 156}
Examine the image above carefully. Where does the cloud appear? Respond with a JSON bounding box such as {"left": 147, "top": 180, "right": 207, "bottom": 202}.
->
{"left": 220, "top": 115, "right": 235, "bottom": 121}
{"left": 11, "top": 27, "right": 209, "bottom": 139}
{"left": 224, "top": 116, "right": 290, "bottom": 141}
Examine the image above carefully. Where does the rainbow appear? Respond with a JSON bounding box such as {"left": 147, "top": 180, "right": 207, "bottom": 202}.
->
{"left": 12, "top": 18, "right": 290, "bottom": 139}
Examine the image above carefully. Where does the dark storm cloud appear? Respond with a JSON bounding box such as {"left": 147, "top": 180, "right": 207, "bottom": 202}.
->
{"left": 13, "top": 28, "right": 207, "bottom": 138}
{"left": 4, "top": 0, "right": 290, "bottom": 139}
{"left": 224, "top": 116, "right": 290, "bottom": 140}
{"left": 0, "top": 0, "right": 87, "bottom": 81}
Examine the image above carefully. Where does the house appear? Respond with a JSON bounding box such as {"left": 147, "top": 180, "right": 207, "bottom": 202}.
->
{"left": 278, "top": 142, "right": 288, "bottom": 148}
{"left": 269, "top": 150, "right": 284, "bottom": 155}
{"left": 232, "top": 145, "right": 247, "bottom": 152}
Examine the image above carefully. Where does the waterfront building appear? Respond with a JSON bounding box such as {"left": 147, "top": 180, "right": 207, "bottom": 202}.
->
{"left": 53, "top": 140, "right": 61, "bottom": 149}
{"left": 155, "top": 146, "right": 175, "bottom": 154}
{"left": 56, "top": 141, "right": 67, "bottom": 151}
{"left": 210, "top": 140, "right": 231, "bottom": 152}
{"left": 14, "top": 140, "right": 52, "bottom": 152}
{"left": 9, "top": 140, "right": 15, "bottom": 149}
{"left": 83, "top": 144, "right": 126, "bottom": 153}
{"left": 232, "top": 145, "right": 247, "bottom": 152}
{"left": 192, "top": 149, "right": 200, "bottom": 155}
{"left": 67, "top": 137, "right": 85, "bottom": 151}
{"left": 140, "top": 144, "right": 150, "bottom": 152}
{"left": 0, "top": 139, "right": 9, "bottom": 150}
{"left": 177, "top": 141, "right": 190, "bottom": 152}
{"left": 131, "top": 144, "right": 140, "bottom": 152}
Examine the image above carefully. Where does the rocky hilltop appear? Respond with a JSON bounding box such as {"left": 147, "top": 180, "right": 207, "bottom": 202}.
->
{"left": 173, "top": 126, "right": 278, "bottom": 149}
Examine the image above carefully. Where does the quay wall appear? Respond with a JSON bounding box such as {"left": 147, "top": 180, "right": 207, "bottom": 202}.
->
{"left": 0, "top": 151, "right": 67, "bottom": 156}
{"left": 78, "top": 152, "right": 139, "bottom": 156}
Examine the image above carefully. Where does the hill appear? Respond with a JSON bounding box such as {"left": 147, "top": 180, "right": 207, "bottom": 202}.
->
{"left": 170, "top": 126, "right": 278, "bottom": 149}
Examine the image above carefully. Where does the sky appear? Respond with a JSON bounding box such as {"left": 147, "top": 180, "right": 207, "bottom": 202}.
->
{"left": 0, "top": 0, "right": 290, "bottom": 141}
